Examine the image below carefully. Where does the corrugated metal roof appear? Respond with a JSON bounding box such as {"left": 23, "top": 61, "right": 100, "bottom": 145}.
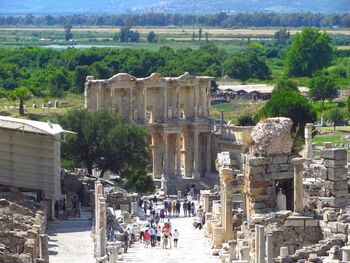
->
{"left": 0, "top": 116, "right": 64, "bottom": 135}
{"left": 218, "top": 84, "right": 309, "bottom": 94}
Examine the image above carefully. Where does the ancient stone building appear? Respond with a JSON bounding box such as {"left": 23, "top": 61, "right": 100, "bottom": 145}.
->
{"left": 85, "top": 72, "right": 213, "bottom": 183}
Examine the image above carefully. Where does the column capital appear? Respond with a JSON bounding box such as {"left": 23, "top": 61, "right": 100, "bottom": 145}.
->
{"left": 219, "top": 167, "right": 233, "bottom": 183}
{"left": 291, "top": 157, "right": 305, "bottom": 166}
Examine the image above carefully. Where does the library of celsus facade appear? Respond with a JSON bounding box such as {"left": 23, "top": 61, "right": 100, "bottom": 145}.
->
{"left": 85, "top": 72, "right": 213, "bottom": 183}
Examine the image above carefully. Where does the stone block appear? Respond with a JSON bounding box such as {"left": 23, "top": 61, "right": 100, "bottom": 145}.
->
{"left": 285, "top": 219, "right": 305, "bottom": 227}
{"left": 324, "top": 160, "right": 346, "bottom": 168}
{"left": 337, "top": 223, "right": 348, "bottom": 234}
{"left": 274, "top": 172, "right": 293, "bottom": 180}
{"left": 321, "top": 148, "right": 347, "bottom": 160}
{"left": 334, "top": 197, "right": 347, "bottom": 208}
{"left": 267, "top": 164, "right": 279, "bottom": 173}
{"left": 305, "top": 220, "right": 319, "bottom": 227}
{"left": 273, "top": 155, "right": 289, "bottom": 164}
{"left": 248, "top": 157, "right": 269, "bottom": 167}
{"left": 320, "top": 168, "right": 328, "bottom": 180}
{"left": 248, "top": 187, "right": 267, "bottom": 196}
{"left": 248, "top": 180, "right": 272, "bottom": 188}
{"left": 333, "top": 190, "right": 348, "bottom": 198}
{"left": 328, "top": 168, "right": 348, "bottom": 180}
{"left": 248, "top": 166, "right": 266, "bottom": 175}
{"left": 279, "top": 164, "right": 290, "bottom": 172}
{"left": 251, "top": 202, "right": 266, "bottom": 209}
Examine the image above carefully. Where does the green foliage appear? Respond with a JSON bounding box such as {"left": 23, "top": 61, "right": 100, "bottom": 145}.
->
{"left": 285, "top": 28, "right": 333, "bottom": 77}
{"left": 274, "top": 29, "right": 291, "bottom": 46}
{"left": 64, "top": 23, "right": 73, "bottom": 41}
{"left": 309, "top": 73, "right": 338, "bottom": 109}
{"left": 237, "top": 115, "right": 256, "bottom": 126}
{"left": 272, "top": 78, "right": 298, "bottom": 94}
{"left": 115, "top": 27, "right": 140, "bottom": 42}
{"left": 8, "top": 87, "right": 32, "bottom": 115}
{"left": 222, "top": 45, "right": 271, "bottom": 81}
{"left": 59, "top": 109, "right": 150, "bottom": 193}
{"left": 146, "top": 31, "right": 157, "bottom": 43}
{"left": 124, "top": 168, "right": 155, "bottom": 194}
{"left": 258, "top": 90, "right": 316, "bottom": 135}
{"left": 327, "top": 108, "right": 345, "bottom": 130}
{"left": 347, "top": 96, "right": 350, "bottom": 116}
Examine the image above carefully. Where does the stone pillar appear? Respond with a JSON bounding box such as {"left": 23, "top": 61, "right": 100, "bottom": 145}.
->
{"left": 341, "top": 246, "right": 350, "bottom": 261}
{"left": 266, "top": 234, "right": 273, "bottom": 263}
{"left": 228, "top": 240, "right": 237, "bottom": 260}
{"left": 176, "top": 133, "right": 181, "bottom": 176}
{"left": 277, "top": 191, "right": 287, "bottom": 211}
{"left": 219, "top": 167, "right": 234, "bottom": 242}
{"left": 292, "top": 158, "right": 305, "bottom": 214}
{"left": 206, "top": 132, "right": 211, "bottom": 176}
{"left": 321, "top": 114, "right": 324, "bottom": 126}
{"left": 255, "top": 225, "right": 260, "bottom": 263}
{"left": 131, "top": 202, "right": 138, "bottom": 215}
{"left": 164, "top": 85, "right": 168, "bottom": 120}
{"left": 161, "top": 178, "right": 168, "bottom": 194}
{"left": 304, "top": 123, "right": 313, "bottom": 161}
{"left": 194, "top": 84, "right": 199, "bottom": 119}
{"left": 258, "top": 226, "right": 266, "bottom": 263}
{"left": 39, "top": 234, "right": 49, "bottom": 263}
{"left": 99, "top": 197, "right": 107, "bottom": 257}
{"left": 176, "top": 86, "right": 180, "bottom": 119}
{"left": 129, "top": 89, "right": 134, "bottom": 121}
{"left": 211, "top": 226, "right": 224, "bottom": 249}
{"left": 177, "top": 190, "right": 182, "bottom": 199}
{"left": 143, "top": 88, "right": 147, "bottom": 123}
{"left": 193, "top": 131, "right": 200, "bottom": 179}
{"left": 107, "top": 244, "right": 118, "bottom": 263}
{"left": 239, "top": 246, "right": 250, "bottom": 261}
{"left": 95, "top": 182, "right": 103, "bottom": 234}
{"left": 280, "top": 247, "right": 289, "bottom": 257}
{"left": 163, "top": 133, "right": 169, "bottom": 179}
{"left": 202, "top": 191, "right": 210, "bottom": 213}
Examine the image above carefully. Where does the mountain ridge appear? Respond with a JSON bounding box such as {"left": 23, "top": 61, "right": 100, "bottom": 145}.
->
{"left": 0, "top": 0, "right": 349, "bottom": 15}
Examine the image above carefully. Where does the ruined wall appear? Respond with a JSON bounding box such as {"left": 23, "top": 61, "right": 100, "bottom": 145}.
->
{"left": 0, "top": 192, "right": 46, "bottom": 263}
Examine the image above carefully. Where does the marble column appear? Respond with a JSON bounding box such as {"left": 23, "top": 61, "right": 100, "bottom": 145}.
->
{"left": 206, "top": 132, "right": 212, "bottom": 176}
{"left": 193, "top": 131, "right": 200, "bottom": 179}
{"left": 176, "top": 133, "right": 181, "bottom": 176}
{"left": 164, "top": 85, "right": 168, "bottom": 120}
{"left": 258, "top": 226, "right": 266, "bottom": 263}
{"left": 255, "top": 224, "right": 260, "bottom": 263}
{"left": 176, "top": 86, "right": 180, "bottom": 119}
{"left": 266, "top": 234, "right": 273, "bottom": 263}
{"left": 277, "top": 191, "right": 287, "bottom": 211}
{"left": 220, "top": 167, "right": 233, "bottom": 241}
{"left": 163, "top": 133, "right": 169, "bottom": 179}
{"left": 304, "top": 123, "right": 313, "bottom": 161}
{"left": 143, "top": 88, "right": 147, "bottom": 123}
{"left": 202, "top": 192, "right": 210, "bottom": 213}
{"left": 194, "top": 84, "right": 199, "bottom": 119}
{"left": 129, "top": 89, "right": 134, "bottom": 122}
{"left": 39, "top": 234, "right": 49, "bottom": 263}
{"left": 99, "top": 197, "right": 107, "bottom": 257}
{"left": 292, "top": 158, "right": 305, "bottom": 214}
{"left": 95, "top": 182, "right": 103, "bottom": 234}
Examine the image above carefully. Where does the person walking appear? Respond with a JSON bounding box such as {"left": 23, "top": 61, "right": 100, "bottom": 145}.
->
{"left": 173, "top": 229, "right": 179, "bottom": 247}
{"left": 164, "top": 200, "right": 168, "bottom": 216}
{"left": 149, "top": 226, "right": 157, "bottom": 247}
{"left": 143, "top": 229, "right": 151, "bottom": 248}
{"left": 191, "top": 202, "right": 195, "bottom": 217}
{"left": 168, "top": 201, "right": 172, "bottom": 217}
{"left": 160, "top": 208, "right": 165, "bottom": 222}
{"left": 195, "top": 216, "right": 202, "bottom": 230}
{"left": 156, "top": 225, "right": 162, "bottom": 246}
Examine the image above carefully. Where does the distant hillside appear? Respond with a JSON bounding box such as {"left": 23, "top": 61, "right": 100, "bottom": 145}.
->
{"left": 0, "top": 0, "right": 349, "bottom": 14}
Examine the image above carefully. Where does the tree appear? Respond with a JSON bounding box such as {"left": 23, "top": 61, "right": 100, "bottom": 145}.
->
{"left": 147, "top": 31, "right": 157, "bottom": 43}
{"left": 309, "top": 74, "right": 338, "bottom": 109}
{"left": 274, "top": 28, "right": 291, "bottom": 46}
{"left": 199, "top": 28, "right": 202, "bottom": 41}
{"left": 327, "top": 108, "right": 344, "bottom": 130}
{"left": 272, "top": 78, "right": 299, "bottom": 94}
{"left": 59, "top": 109, "right": 153, "bottom": 193}
{"left": 258, "top": 90, "right": 316, "bottom": 136}
{"left": 117, "top": 27, "right": 140, "bottom": 42}
{"left": 64, "top": 23, "right": 73, "bottom": 41}
{"left": 237, "top": 115, "right": 256, "bottom": 126}
{"left": 285, "top": 28, "right": 333, "bottom": 77}
{"left": 8, "top": 87, "right": 32, "bottom": 116}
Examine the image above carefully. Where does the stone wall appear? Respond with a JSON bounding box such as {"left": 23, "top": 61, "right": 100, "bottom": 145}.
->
{"left": 0, "top": 192, "right": 47, "bottom": 263}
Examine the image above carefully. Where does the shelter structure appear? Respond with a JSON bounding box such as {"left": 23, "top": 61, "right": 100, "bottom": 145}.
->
{"left": 0, "top": 116, "right": 65, "bottom": 218}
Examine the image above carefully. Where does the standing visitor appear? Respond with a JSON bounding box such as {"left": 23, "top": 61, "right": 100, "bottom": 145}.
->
{"left": 149, "top": 226, "right": 157, "bottom": 247}
{"left": 172, "top": 200, "right": 176, "bottom": 216}
{"left": 187, "top": 201, "right": 191, "bottom": 217}
{"left": 54, "top": 200, "right": 59, "bottom": 219}
{"left": 156, "top": 225, "right": 162, "bottom": 246}
{"left": 191, "top": 202, "right": 195, "bottom": 217}
{"left": 168, "top": 201, "right": 172, "bottom": 217}
{"left": 160, "top": 208, "right": 165, "bottom": 222}
{"left": 143, "top": 200, "right": 148, "bottom": 215}
{"left": 62, "top": 198, "right": 67, "bottom": 220}
{"left": 182, "top": 202, "right": 187, "bottom": 217}
{"left": 176, "top": 201, "right": 181, "bottom": 217}
{"left": 143, "top": 229, "right": 151, "bottom": 248}
{"left": 164, "top": 200, "right": 168, "bottom": 216}
{"left": 173, "top": 229, "right": 179, "bottom": 247}
{"left": 195, "top": 216, "right": 202, "bottom": 230}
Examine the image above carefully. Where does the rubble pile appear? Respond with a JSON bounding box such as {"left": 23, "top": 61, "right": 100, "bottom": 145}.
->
{"left": 0, "top": 192, "right": 46, "bottom": 263}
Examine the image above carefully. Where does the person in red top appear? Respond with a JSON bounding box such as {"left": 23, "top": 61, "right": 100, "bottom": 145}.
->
{"left": 167, "top": 201, "right": 172, "bottom": 217}
{"left": 143, "top": 229, "right": 151, "bottom": 248}
{"left": 160, "top": 208, "right": 165, "bottom": 222}
{"left": 162, "top": 223, "right": 171, "bottom": 249}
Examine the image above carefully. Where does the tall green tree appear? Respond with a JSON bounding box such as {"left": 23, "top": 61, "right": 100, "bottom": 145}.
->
{"left": 59, "top": 109, "right": 153, "bottom": 193}
{"left": 64, "top": 23, "right": 73, "bottom": 41}
{"left": 309, "top": 74, "right": 338, "bottom": 109}
{"left": 272, "top": 78, "right": 299, "bottom": 94}
{"left": 285, "top": 28, "right": 333, "bottom": 77}
{"left": 8, "top": 87, "right": 32, "bottom": 116}
{"left": 327, "top": 108, "right": 344, "bottom": 130}
{"left": 258, "top": 90, "right": 316, "bottom": 135}
{"left": 147, "top": 31, "right": 157, "bottom": 43}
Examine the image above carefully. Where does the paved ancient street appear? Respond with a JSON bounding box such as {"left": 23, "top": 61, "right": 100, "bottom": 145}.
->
{"left": 48, "top": 210, "right": 95, "bottom": 263}
{"left": 122, "top": 216, "right": 220, "bottom": 263}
